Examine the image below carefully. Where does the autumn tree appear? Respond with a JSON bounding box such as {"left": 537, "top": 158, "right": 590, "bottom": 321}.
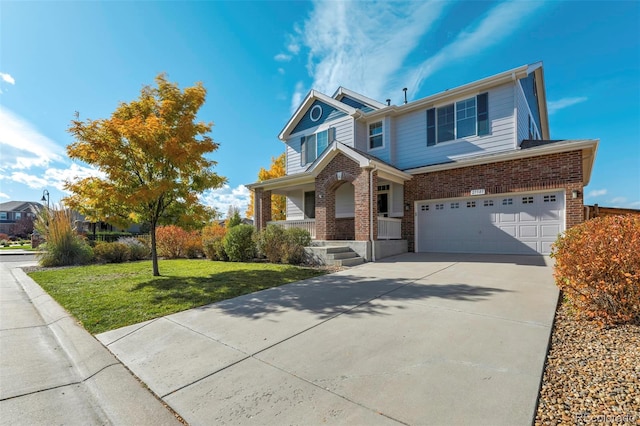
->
{"left": 10, "top": 215, "right": 34, "bottom": 238}
{"left": 65, "top": 74, "right": 226, "bottom": 276}
{"left": 246, "top": 153, "right": 286, "bottom": 221}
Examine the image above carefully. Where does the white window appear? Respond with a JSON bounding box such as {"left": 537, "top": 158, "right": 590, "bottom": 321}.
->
{"left": 450, "top": 202, "right": 459, "bottom": 209}
{"left": 369, "top": 121, "right": 383, "bottom": 150}
{"left": 544, "top": 195, "right": 557, "bottom": 203}
{"left": 483, "top": 200, "right": 494, "bottom": 207}
{"left": 14, "top": 212, "right": 21, "bottom": 220}
{"left": 522, "top": 196, "right": 534, "bottom": 204}
{"left": 502, "top": 198, "right": 513, "bottom": 205}
{"left": 466, "top": 201, "right": 476, "bottom": 208}
{"left": 427, "top": 93, "right": 489, "bottom": 146}
{"left": 0, "top": 212, "right": 6, "bottom": 220}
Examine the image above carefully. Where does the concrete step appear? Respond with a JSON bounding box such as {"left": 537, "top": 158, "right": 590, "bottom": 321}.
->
{"left": 326, "top": 251, "right": 358, "bottom": 260}
{"left": 335, "top": 257, "right": 365, "bottom": 267}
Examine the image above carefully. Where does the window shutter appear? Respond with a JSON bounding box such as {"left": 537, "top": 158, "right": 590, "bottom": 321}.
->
{"left": 477, "top": 93, "right": 489, "bottom": 136}
{"left": 300, "top": 136, "right": 306, "bottom": 167}
{"left": 426, "top": 108, "right": 436, "bottom": 146}
{"left": 328, "top": 127, "right": 336, "bottom": 143}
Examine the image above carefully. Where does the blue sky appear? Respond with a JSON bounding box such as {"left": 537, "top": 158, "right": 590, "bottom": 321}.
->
{"left": 1, "top": 0, "right": 639, "bottom": 216}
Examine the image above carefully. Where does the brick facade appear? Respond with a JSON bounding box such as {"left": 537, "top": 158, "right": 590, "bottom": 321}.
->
{"left": 315, "top": 153, "right": 376, "bottom": 241}
{"left": 403, "top": 150, "right": 585, "bottom": 251}
{"left": 254, "top": 188, "right": 272, "bottom": 232}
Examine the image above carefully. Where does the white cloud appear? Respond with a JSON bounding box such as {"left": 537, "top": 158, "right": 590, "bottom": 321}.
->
{"left": 610, "top": 196, "right": 627, "bottom": 205}
{"left": 278, "top": 68, "right": 286, "bottom": 75}
{"left": 408, "top": 1, "right": 547, "bottom": 97}
{"left": 275, "top": 53, "right": 292, "bottom": 62}
{"left": 288, "top": 1, "right": 546, "bottom": 108}
{"left": 298, "top": 1, "right": 447, "bottom": 103}
{"left": 2, "top": 163, "right": 104, "bottom": 192}
{"left": 0, "top": 106, "right": 64, "bottom": 170}
{"left": 548, "top": 96, "right": 588, "bottom": 114}
{"left": 587, "top": 189, "right": 607, "bottom": 197}
{"left": 0, "top": 72, "right": 15, "bottom": 85}
{"left": 291, "top": 81, "right": 306, "bottom": 113}
{"left": 0, "top": 192, "right": 9, "bottom": 199}
{"left": 199, "top": 184, "right": 251, "bottom": 218}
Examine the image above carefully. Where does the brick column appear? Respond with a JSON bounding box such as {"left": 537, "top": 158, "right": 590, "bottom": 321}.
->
{"left": 254, "top": 188, "right": 272, "bottom": 231}
{"left": 354, "top": 169, "right": 376, "bottom": 241}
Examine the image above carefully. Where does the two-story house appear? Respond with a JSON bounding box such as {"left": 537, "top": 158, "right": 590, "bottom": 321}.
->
{"left": 247, "top": 62, "right": 598, "bottom": 261}
{"left": 0, "top": 201, "right": 42, "bottom": 236}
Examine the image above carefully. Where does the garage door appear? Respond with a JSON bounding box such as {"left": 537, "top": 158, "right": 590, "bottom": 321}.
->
{"left": 416, "top": 191, "right": 565, "bottom": 255}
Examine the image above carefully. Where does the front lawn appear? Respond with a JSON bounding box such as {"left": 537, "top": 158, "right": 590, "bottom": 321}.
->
{"left": 28, "top": 259, "right": 326, "bottom": 334}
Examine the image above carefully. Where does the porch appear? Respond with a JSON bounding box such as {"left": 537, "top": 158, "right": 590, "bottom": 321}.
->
{"left": 266, "top": 217, "right": 403, "bottom": 241}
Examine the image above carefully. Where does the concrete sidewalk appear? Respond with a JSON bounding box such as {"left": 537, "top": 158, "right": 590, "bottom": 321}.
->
{"left": 0, "top": 261, "right": 179, "bottom": 426}
{"left": 98, "top": 253, "right": 559, "bottom": 425}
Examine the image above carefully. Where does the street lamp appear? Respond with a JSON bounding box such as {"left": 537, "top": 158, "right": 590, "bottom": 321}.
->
{"left": 41, "top": 189, "right": 50, "bottom": 209}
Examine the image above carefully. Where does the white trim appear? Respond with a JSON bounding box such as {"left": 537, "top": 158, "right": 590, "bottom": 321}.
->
{"left": 332, "top": 87, "right": 387, "bottom": 109}
{"left": 367, "top": 120, "right": 384, "bottom": 152}
{"left": 517, "top": 79, "right": 542, "bottom": 144}
{"left": 309, "top": 104, "right": 323, "bottom": 122}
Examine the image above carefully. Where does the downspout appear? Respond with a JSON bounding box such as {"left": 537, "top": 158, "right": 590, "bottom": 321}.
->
{"left": 368, "top": 165, "right": 377, "bottom": 262}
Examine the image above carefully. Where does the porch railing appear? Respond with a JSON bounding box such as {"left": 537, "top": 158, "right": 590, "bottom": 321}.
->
{"left": 267, "top": 219, "right": 316, "bottom": 239}
{"left": 378, "top": 217, "right": 402, "bottom": 240}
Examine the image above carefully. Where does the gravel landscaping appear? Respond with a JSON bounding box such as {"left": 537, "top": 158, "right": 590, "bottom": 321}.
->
{"left": 535, "top": 298, "right": 640, "bottom": 425}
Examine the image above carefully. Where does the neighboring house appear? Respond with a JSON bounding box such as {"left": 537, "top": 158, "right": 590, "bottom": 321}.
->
{"left": 247, "top": 62, "right": 598, "bottom": 260}
{"left": 217, "top": 218, "right": 254, "bottom": 227}
{"left": 0, "top": 201, "right": 43, "bottom": 236}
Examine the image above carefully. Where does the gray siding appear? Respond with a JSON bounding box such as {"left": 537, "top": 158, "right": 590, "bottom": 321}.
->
{"left": 354, "top": 121, "right": 368, "bottom": 152}
{"left": 292, "top": 100, "right": 347, "bottom": 134}
{"left": 286, "top": 139, "right": 305, "bottom": 175}
{"left": 394, "top": 83, "right": 516, "bottom": 170}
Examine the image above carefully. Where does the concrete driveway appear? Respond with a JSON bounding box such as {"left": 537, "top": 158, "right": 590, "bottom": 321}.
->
{"left": 97, "top": 253, "right": 558, "bottom": 425}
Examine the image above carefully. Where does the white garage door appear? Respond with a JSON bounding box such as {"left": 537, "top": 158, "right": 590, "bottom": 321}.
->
{"left": 416, "top": 191, "right": 565, "bottom": 255}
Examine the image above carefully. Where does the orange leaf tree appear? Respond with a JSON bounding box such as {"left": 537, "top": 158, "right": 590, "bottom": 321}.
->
{"left": 246, "top": 153, "right": 286, "bottom": 221}
{"left": 65, "top": 74, "right": 226, "bottom": 276}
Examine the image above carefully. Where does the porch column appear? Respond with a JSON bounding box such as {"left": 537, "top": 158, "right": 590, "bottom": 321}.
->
{"left": 315, "top": 187, "right": 335, "bottom": 240}
{"left": 354, "top": 168, "right": 377, "bottom": 241}
{"left": 254, "top": 188, "right": 272, "bottom": 231}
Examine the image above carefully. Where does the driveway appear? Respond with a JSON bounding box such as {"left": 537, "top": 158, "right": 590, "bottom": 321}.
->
{"left": 97, "top": 253, "right": 558, "bottom": 425}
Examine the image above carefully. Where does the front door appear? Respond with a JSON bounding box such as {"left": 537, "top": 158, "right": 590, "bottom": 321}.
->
{"left": 304, "top": 191, "right": 316, "bottom": 219}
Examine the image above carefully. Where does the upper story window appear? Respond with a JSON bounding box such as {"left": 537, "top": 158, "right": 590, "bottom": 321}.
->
{"left": 369, "top": 121, "right": 383, "bottom": 150}
{"left": 301, "top": 128, "right": 331, "bottom": 166}
{"left": 14, "top": 212, "right": 22, "bottom": 220}
{"left": 0, "top": 212, "right": 6, "bottom": 220}
{"left": 426, "top": 93, "right": 489, "bottom": 146}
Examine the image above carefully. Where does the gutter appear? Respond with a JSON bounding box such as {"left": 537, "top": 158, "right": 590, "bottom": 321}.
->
{"left": 366, "top": 164, "right": 377, "bottom": 262}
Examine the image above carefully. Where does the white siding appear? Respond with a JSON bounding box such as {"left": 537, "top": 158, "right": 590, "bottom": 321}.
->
{"left": 390, "top": 182, "right": 404, "bottom": 217}
{"left": 286, "top": 190, "right": 305, "bottom": 220}
{"left": 333, "top": 116, "right": 354, "bottom": 147}
{"left": 516, "top": 81, "right": 529, "bottom": 145}
{"left": 395, "top": 83, "right": 516, "bottom": 170}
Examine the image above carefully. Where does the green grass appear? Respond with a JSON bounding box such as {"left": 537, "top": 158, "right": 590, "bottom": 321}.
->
{"left": 0, "top": 244, "right": 37, "bottom": 250}
{"left": 28, "top": 259, "right": 326, "bottom": 334}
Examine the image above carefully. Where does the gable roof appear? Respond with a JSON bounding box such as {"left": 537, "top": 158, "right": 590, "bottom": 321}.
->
{"left": 0, "top": 201, "right": 43, "bottom": 213}
{"left": 279, "top": 90, "right": 359, "bottom": 141}
{"left": 332, "top": 87, "right": 387, "bottom": 110}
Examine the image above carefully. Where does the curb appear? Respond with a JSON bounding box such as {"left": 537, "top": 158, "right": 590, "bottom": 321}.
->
{"left": 11, "top": 267, "right": 180, "bottom": 425}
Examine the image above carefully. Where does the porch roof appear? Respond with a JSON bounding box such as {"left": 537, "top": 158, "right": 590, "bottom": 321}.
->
{"left": 246, "top": 141, "right": 412, "bottom": 192}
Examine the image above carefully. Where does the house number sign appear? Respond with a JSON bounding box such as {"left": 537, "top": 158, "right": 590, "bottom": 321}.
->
{"left": 470, "top": 189, "right": 486, "bottom": 196}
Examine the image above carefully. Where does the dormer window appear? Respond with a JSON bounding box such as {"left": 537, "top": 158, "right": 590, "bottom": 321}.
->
{"left": 426, "top": 93, "right": 489, "bottom": 146}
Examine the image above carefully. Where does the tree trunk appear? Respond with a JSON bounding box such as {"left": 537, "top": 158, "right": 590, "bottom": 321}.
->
{"left": 150, "top": 221, "right": 160, "bottom": 276}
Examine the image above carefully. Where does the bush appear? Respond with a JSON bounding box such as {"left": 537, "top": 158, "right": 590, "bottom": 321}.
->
{"left": 255, "top": 226, "right": 311, "bottom": 265}
{"left": 223, "top": 224, "right": 255, "bottom": 262}
{"left": 94, "top": 242, "right": 130, "bottom": 263}
{"left": 551, "top": 215, "right": 640, "bottom": 326}
{"left": 185, "top": 230, "right": 204, "bottom": 259}
{"left": 256, "top": 225, "right": 286, "bottom": 263}
{"left": 117, "top": 237, "right": 150, "bottom": 261}
{"left": 202, "top": 223, "right": 227, "bottom": 261}
{"left": 35, "top": 208, "right": 93, "bottom": 267}
{"left": 0, "top": 233, "right": 9, "bottom": 242}
{"left": 282, "top": 227, "right": 311, "bottom": 265}
{"left": 156, "top": 225, "right": 189, "bottom": 259}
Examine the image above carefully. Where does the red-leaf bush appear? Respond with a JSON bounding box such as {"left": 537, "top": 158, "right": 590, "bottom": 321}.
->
{"left": 156, "top": 225, "right": 190, "bottom": 259}
{"left": 551, "top": 215, "right": 640, "bottom": 326}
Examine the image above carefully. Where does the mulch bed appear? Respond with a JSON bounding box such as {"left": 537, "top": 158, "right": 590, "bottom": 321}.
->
{"left": 535, "top": 299, "right": 640, "bottom": 425}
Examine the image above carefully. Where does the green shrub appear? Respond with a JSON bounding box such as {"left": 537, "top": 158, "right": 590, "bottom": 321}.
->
{"left": 223, "top": 224, "right": 255, "bottom": 262}
{"left": 35, "top": 208, "right": 93, "bottom": 267}
{"left": 202, "top": 223, "right": 227, "bottom": 261}
{"left": 282, "top": 228, "right": 311, "bottom": 265}
{"left": 551, "top": 215, "right": 640, "bottom": 326}
{"left": 256, "top": 225, "right": 287, "bottom": 263}
{"left": 117, "top": 237, "right": 150, "bottom": 261}
{"left": 94, "top": 242, "right": 131, "bottom": 263}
